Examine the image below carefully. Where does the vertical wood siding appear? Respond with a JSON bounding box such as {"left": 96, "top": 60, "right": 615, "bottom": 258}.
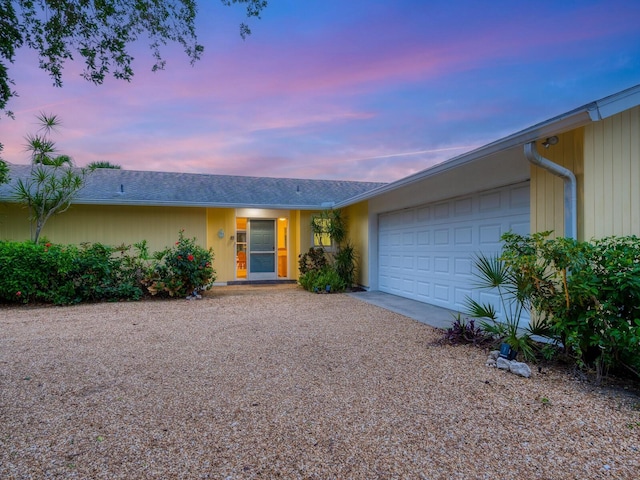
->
{"left": 206, "top": 208, "right": 236, "bottom": 283}
{"left": 286, "top": 211, "right": 299, "bottom": 281}
{"left": 344, "top": 201, "right": 369, "bottom": 287}
{"left": 530, "top": 129, "right": 584, "bottom": 238}
{"left": 584, "top": 106, "right": 640, "bottom": 238}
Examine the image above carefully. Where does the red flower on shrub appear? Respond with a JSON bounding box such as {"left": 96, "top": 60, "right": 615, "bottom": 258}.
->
{"left": 45, "top": 243, "right": 51, "bottom": 247}
{"left": 177, "top": 255, "right": 182, "bottom": 260}
{"left": 187, "top": 254, "right": 194, "bottom": 261}
{"left": 16, "top": 291, "right": 21, "bottom": 297}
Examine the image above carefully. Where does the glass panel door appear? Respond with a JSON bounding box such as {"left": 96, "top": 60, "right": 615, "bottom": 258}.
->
{"left": 235, "top": 218, "right": 247, "bottom": 279}
{"left": 248, "top": 219, "right": 276, "bottom": 280}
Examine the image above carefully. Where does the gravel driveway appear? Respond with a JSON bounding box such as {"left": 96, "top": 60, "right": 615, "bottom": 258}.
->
{"left": 1, "top": 285, "right": 639, "bottom": 479}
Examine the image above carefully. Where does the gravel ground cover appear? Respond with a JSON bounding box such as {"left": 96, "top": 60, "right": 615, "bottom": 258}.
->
{"left": 1, "top": 284, "right": 639, "bottom": 479}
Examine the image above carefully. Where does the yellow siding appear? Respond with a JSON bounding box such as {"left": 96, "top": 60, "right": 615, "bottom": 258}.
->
{"left": 0, "top": 203, "right": 31, "bottom": 241}
{"left": 287, "top": 211, "right": 300, "bottom": 280}
{"left": 584, "top": 105, "right": 640, "bottom": 238}
{"left": 206, "top": 208, "right": 236, "bottom": 283}
{"left": 343, "top": 201, "right": 369, "bottom": 287}
{"left": 530, "top": 129, "right": 584, "bottom": 239}
{"left": 298, "top": 211, "right": 317, "bottom": 254}
{"left": 0, "top": 203, "right": 206, "bottom": 252}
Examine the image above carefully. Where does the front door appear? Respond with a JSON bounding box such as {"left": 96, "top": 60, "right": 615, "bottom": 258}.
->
{"left": 248, "top": 219, "right": 277, "bottom": 280}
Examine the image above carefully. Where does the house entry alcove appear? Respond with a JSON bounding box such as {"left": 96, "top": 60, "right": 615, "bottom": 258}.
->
{"left": 236, "top": 214, "right": 288, "bottom": 280}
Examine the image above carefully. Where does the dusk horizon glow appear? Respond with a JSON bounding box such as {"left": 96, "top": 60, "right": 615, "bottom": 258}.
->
{"left": 2, "top": 0, "right": 640, "bottom": 183}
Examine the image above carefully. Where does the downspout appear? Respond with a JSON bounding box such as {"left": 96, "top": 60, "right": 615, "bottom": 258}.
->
{"left": 524, "top": 141, "right": 577, "bottom": 240}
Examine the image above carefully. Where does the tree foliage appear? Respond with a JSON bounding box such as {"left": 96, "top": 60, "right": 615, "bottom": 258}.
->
{"left": 12, "top": 113, "right": 89, "bottom": 243}
{"left": 0, "top": 0, "right": 268, "bottom": 117}
{"left": 0, "top": 155, "right": 8, "bottom": 185}
{"left": 87, "top": 161, "right": 122, "bottom": 169}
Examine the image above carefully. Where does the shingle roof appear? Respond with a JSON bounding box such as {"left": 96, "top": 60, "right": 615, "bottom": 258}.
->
{"left": 0, "top": 164, "right": 386, "bottom": 209}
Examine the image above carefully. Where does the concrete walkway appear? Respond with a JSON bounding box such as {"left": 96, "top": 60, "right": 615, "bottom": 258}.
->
{"left": 348, "top": 290, "right": 457, "bottom": 330}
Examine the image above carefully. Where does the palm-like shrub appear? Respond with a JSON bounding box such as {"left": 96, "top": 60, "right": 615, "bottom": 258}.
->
{"left": 464, "top": 252, "right": 538, "bottom": 361}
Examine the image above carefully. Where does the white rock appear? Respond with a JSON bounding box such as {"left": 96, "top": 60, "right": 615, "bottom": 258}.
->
{"left": 489, "top": 350, "right": 500, "bottom": 360}
{"left": 496, "top": 357, "right": 511, "bottom": 370}
{"left": 509, "top": 361, "right": 532, "bottom": 378}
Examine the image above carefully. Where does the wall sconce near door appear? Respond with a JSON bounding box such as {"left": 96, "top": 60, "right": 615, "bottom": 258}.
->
{"left": 217, "top": 228, "right": 225, "bottom": 239}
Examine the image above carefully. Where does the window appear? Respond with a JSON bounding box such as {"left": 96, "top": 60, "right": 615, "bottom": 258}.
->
{"left": 312, "top": 218, "right": 332, "bottom": 249}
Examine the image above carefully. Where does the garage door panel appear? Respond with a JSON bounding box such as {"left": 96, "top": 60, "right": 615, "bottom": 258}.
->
{"left": 433, "top": 283, "right": 450, "bottom": 301}
{"left": 417, "top": 256, "right": 430, "bottom": 271}
{"left": 433, "top": 203, "right": 450, "bottom": 219}
{"left": 402, "top": 255, "right": 414, "bottom": 269}
{"left": 454, "top": 256, "right": 473, "bottom": 276}
{"left": 454, "top": 197, "right": 473, "bottom": 216}
{"left": 433, "top": 229, "right": 449, "bottom": 244}
{"left": 454, "top": 286, "right": 473, "bottom": 309}
{"left": 479, "top": 191, "right": 502, "bottom": 212}
{"left": 509, "top": 221, "right": 529, "bottom": 235}
{"left": 454, "top": 226, "right": 473, "bottom": 245}
{"left": 402, "top": 278, "right": 416, "bottom": 294}
{"left": 510, "top": 184, "right": 529, "bottom": 206}
{"left": 417, "top": 280, "right": 430, "bottom": 296}
{"left": 403, "top": 232, "right": 415, "bottom": 245}
{"left": 417, "top": 206, "right": 430, "bottom": 221}
{"left": 433, "top": 256, "right": 450, "bottom": 274}
{"left": 417, "top": 230, "right": 430, "bottom": 245}
{"left": 479, "top": 224, "right": 503, "bottom": 245}
{"left": 378, "top": 182, "right": 530, "bottom": 312}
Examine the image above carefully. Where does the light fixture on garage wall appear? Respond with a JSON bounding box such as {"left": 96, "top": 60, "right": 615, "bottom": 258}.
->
{"left": 541, "top": 136, "right": 559, "bottom": 148}
{"left": 217, "top": 228, "right": 225, "bottom": 239}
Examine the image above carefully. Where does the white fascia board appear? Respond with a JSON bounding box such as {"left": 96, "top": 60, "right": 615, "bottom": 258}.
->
{"left": 589, "top": 84, "right": 640, "bottom": 120}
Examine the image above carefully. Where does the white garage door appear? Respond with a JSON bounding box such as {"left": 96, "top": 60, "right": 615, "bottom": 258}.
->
{"left": 378, "top": 182, "right": 529, "bottom": 312}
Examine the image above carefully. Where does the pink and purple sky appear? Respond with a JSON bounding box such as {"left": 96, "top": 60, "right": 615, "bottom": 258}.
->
{"left": 2, "top": 0, "right": 640, "bottom": 182}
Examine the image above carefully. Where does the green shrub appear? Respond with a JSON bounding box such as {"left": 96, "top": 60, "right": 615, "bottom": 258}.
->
{"left": 0, "top": 240, "right": 71, "bottom": 303}
{"left": 70, "top": 243, "right": 146, "bottom": 303}
{"left": 299, "top": 267, "right": 346, "bottom": 293}
{"left": 499, "top": 232, "right": 640, "bottom": 381}
{"left": 334, "top": 243, "right": 356, "bottom": 287}
{"left": 143, "top": 230, "right": 216, "bottom": 297}
{"left": 0, "top": 240, "right": 146, "bottom": 304}
{"left": 298, "top": 247, "right": 327, "bottom": 275}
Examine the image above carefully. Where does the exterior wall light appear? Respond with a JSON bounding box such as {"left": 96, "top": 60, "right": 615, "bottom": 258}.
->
{"left": 542, "top": 136, "right": 559, "bottom": 148}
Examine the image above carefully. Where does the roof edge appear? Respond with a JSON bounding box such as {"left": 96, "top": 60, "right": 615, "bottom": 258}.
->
{"left": 0, "top": 196, "right": 328, "bottom": 211}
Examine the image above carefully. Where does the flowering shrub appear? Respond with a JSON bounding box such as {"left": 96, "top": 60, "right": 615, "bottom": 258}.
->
{"left": 143, "top": 230, "right": 216, "bottom": 297}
